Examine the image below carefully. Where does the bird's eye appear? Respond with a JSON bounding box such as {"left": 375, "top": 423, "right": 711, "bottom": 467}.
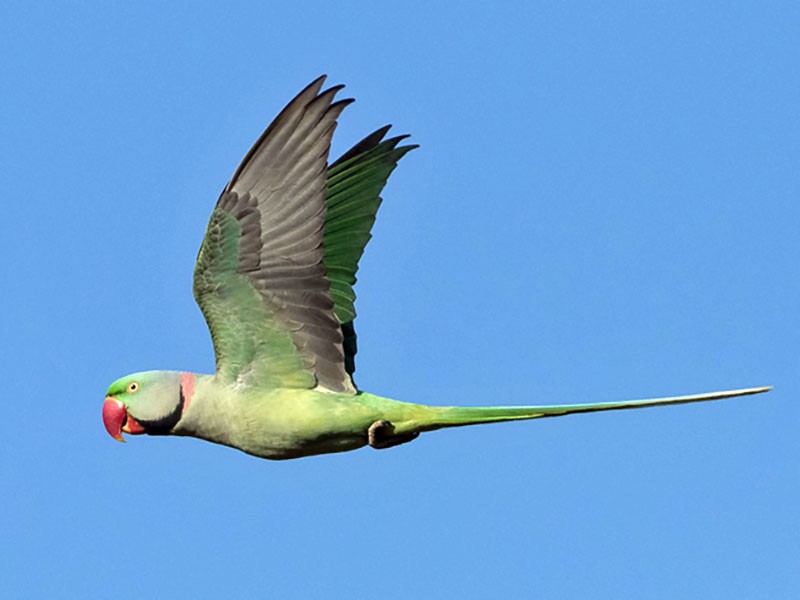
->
{"left": 127, "top": 382, "right": 140, "bottom": 394}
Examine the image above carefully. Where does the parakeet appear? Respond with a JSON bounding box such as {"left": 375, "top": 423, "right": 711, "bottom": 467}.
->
{"left": 103, "top": 76, "right": 770, "bottom": 460}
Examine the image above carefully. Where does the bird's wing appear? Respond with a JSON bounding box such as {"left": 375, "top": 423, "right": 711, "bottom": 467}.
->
{"left": 324, "top": 127, "right": 417, "bottom": 381}
{"left": 193, "top": 76, "right": 356, "bottom": 393}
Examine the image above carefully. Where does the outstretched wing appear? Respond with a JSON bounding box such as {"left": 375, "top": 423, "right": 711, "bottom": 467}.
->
{"left": 193, "top": 76, "right": 355, "bottom": 393}
{"left": 323, "top": 127, "right": 417, "bottom": 380}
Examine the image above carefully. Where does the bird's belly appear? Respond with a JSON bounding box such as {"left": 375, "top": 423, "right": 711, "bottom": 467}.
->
{"left": 197, "top": 389, "right": 383, "bottom": 460}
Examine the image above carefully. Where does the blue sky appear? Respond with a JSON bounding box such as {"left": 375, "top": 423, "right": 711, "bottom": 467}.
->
{"left": 2, "top": 2, "right": 798, "bottom": 597}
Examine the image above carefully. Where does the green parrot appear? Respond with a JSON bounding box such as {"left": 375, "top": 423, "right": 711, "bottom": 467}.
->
{"left": 103, "top": 76, "right": 770, "bottom": 460}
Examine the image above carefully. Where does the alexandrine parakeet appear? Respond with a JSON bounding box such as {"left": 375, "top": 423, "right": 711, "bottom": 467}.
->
{"left": 102, "top": 76, "right": 770, "bottom": 460}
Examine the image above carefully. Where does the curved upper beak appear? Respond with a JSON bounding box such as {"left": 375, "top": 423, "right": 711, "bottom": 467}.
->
{"left": 103, "top": 397, "right": 127, "bottom": 442}
{"left": 103, "top": 397, "right": 147, "bottom": 442}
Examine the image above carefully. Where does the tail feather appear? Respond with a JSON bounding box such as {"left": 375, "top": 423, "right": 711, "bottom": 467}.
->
{"left": 420, "top": 386, "right": 772, "bottom": 431}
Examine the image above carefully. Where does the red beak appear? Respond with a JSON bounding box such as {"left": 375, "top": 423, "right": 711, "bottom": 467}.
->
{"left": 103, "top": 397, "right": 127, "bottom": 442}
{"left": 102, "top": 397, "right": 146, "bottom": 442}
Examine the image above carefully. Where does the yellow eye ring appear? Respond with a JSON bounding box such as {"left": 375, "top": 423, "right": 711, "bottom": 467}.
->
{"left": 127, "top": 382, "right": 140, "bottom": 394}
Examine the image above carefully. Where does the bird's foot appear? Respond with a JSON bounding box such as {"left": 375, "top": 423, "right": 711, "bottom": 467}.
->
{"left": 367, "top": 420, "right": 419, "bottom": 450}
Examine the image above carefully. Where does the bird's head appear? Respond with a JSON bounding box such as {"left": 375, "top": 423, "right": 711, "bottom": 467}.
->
{"left": 102, "top": 371, "right": 185, "bottom": 442}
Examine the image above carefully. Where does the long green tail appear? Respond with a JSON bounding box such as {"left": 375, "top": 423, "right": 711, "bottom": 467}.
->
{"left": 418, "top": 386, "right": 771, "bottom": 431}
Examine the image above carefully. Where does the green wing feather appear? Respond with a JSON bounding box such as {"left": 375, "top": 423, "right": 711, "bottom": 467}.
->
{"left": 323, "top": 127, "right": 417, "bottom": 379}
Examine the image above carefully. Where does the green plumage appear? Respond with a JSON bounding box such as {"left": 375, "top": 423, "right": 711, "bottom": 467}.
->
{"left": 194, "top": 201, "right": 314, "bottom": 389}
{"left": 324, "top": 129, "right": 417, "bottom": 324}
{"left": 103, "top": 76, "right": 770, "bottom": 460}
{"left": 323, "top": 127, "right": 417, "bottom": 381}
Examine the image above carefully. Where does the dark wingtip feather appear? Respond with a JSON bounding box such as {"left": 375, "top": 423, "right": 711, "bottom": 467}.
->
{"left": 308, "top": 74, "right": 328, "bottom": 88}
{"left": 330, "top": 125, "right": 393, "bottom": 168}
{"left": 308, "top": 84, "right": 350, "bottom": 112}
{"left": 321, "top": 82, "right": 345, "bottom": 95}
{"left": 386, "top": 136, "right": 419, "bottom": 154}
{"left": 227, "top": 75, "right": 334, "bottom": 190}
{"left": 330, "top": 97, "right": 356, "bottom": 112}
